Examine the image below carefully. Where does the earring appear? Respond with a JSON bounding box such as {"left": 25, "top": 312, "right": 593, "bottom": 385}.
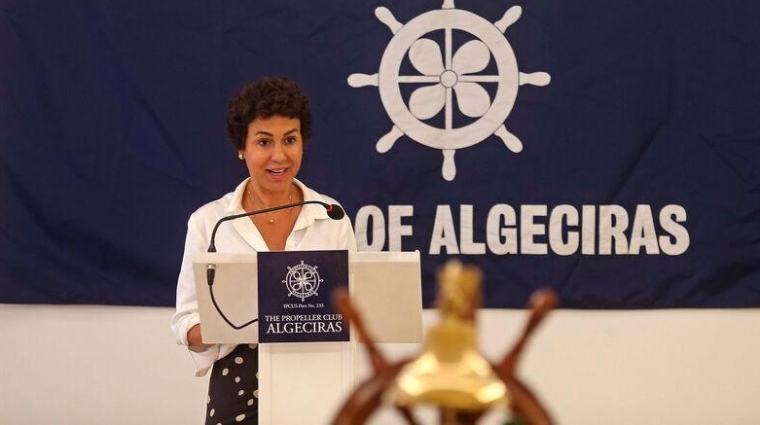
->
{"left": 238, "top": 153, "right": 244, "bottom": 160}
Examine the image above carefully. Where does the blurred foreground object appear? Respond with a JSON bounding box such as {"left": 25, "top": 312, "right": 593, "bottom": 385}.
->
{"left": 332, "top": 260, "right": 557, "bottom": 425}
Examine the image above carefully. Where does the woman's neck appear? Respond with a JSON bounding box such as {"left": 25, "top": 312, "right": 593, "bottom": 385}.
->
{"left": 254, "top": 189, "right": 290, "bottom": 207}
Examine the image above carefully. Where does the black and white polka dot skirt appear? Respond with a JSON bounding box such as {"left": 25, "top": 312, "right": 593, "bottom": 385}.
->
{"left": 205, "top": 344, "right": 259, "bottom": 425}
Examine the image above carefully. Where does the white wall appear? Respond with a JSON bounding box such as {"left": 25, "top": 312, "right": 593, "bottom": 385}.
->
{"left": 1, "top": 304, "right": 759, "bottom": 424}
{"left": 0, "top": 305, "right": 207, "bottom": 425}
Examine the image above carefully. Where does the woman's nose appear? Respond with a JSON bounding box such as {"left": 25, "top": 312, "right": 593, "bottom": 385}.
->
{"left": 271, "top": 142, "right": 286, "bottom": 160}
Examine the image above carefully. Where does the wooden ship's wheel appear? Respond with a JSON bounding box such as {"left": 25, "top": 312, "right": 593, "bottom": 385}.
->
{"left": 331, "top": 261, "right": 557, "bottom": 425}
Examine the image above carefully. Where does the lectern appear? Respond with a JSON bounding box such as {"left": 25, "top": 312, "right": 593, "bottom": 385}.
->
{"left": 193, "top": 251, "right": 423, "bottom": 424}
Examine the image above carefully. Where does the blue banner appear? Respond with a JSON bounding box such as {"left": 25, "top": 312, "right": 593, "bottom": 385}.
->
{"left": 1, "top": 0, "right": 759, "bottom": 308}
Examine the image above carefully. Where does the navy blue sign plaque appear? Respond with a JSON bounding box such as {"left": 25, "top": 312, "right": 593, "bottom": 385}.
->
{"left": 257, "top": 250, "right": 349, "bottom": 343}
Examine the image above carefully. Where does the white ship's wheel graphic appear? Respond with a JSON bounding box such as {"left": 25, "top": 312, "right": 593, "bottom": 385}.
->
{"left": 282, "top": 261, "right": 323, "bottom": 302}
{"left": 349, "top": 0, "right": 550, "bottom": 181}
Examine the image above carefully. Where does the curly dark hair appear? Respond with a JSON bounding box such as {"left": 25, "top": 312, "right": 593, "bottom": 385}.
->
{"left": 226, "top": 77, "right": 313, "bottom": 151}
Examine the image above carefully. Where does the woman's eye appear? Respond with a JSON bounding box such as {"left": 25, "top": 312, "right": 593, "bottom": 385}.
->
{"left": 285, "top": 137, "right": 297, "bottom": 144}
{"left": 257, "top": 139, "right": 271, "bottom": 147}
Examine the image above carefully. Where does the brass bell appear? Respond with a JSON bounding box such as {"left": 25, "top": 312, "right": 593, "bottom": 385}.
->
{"left": 388, "top": 261, "right": 509, "bottom": 412}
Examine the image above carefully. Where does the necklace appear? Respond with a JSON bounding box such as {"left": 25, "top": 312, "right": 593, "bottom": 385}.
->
{"left": 247, "top": 186, "right": 293, "bottom": 224}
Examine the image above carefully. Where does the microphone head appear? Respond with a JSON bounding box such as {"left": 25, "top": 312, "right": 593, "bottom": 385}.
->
{"left": 325, "top": 204, "right": 345, "bottom": 220}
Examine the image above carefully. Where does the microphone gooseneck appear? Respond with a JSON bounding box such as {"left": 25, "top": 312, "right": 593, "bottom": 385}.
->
{"left": 207, "top": 200, "right": 345, "bottom": 254}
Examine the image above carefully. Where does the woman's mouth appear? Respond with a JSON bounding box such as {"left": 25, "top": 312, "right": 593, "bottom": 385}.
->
{"left": 267, "top": 168, "right": 287, "bottom": 177}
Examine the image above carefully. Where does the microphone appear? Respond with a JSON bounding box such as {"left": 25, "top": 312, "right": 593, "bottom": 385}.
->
{"left": 204, "top": 200, "right": 346, "bottom": 330}
{"left": 324, "top": 203, "right": 345, "bottom": 220}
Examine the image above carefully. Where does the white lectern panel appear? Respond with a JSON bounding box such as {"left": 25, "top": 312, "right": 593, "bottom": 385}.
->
{"left": 192, "top": 252, "right": 259, "bottom": 343}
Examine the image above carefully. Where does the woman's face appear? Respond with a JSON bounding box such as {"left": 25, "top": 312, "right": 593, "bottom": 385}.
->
{"left": 240, "top": 115, "right": 303, "bottom": 195}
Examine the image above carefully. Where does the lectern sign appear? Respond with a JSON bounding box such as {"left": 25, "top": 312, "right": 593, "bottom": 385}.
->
{"left": 257, "top": 250, "right": 349, "bottom": 343}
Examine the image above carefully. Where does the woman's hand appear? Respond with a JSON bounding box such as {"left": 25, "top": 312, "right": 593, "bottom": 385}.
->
{"left": 187, "top": 324, "right": 211, "bottom": 349}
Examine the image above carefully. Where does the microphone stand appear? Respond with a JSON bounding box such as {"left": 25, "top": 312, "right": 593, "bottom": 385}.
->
{"left": 207, "top": 200, "right": 341, "bottom": 252}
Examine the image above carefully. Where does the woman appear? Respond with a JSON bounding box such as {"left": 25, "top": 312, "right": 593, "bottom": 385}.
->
{"left": 171, "top": 77, "right": 357, "bottom": 424}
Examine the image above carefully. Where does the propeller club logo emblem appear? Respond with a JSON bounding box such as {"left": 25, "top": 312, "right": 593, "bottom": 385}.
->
{"left": 349, "top": 0, "right": 550, "bottom": 181}
{"left": 282, "top": 261, "right": 323, "bottom": 302}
